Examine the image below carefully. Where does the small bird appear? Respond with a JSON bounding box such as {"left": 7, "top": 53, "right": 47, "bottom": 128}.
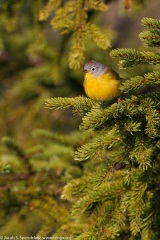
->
{"left": 83, "top": 60, "right": 122, "bottom": 101}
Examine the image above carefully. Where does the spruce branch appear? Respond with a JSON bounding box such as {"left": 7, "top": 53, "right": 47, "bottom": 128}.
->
{"left": 25, "top": 144, "right": 44, "bottom": 159}
{"left": 39, "top": 0, "right": 110, "bottom": 69}
{"left": 76, "top": 216, "right": 120, "bottom": 239}
{"left": 80, "top": 96, "right": 142, "bottom": 132}
{"left": 45, "top": 96, "right": 96, "bottom": 114}
{"left": 124, "top": 120, "right": 141, "bottom": 134}
{"left": 1, "top": 137, "right": 32, "bottom": 172}
{"left": 110, "top": 48, "right": 142, "bottom": 68}
{"left": 68, "top": 29, "right": 87, "bottom": 69}
{"left": 111, "top": 17, "right": 160, "bottom": 69}
{"left": 141, "top": 18, "right": 160, "bottom": 30}
{"left": 0, "top": 173, "right": 30, "bottom": 185}
{"left": 72, "top": 180, "right": 124, "bottom": 217}
{"left": 87, "top": 23, "right": 110, "bottom": 49}
{"left": 129, "top": 135, "right": 153, "bottom": 171}
{"left": 39, "top": 0, "right": 61, "bottom": 21}
{"left": 74, "top": 129, "right": 121, "bottom": 161}
{"left": 33, "top": 196, "right": 69, "bottom": 237}
{"left": 75, "top": 232, "right": 97, "bottom": 240}
{"left": 110, "top": 48, "right": 160, "bottom": 68}
{"left": 2, "top": 137, "right": 25, "bottom": 159}
{"left": 62, "top": 164, "right": 120, "bottom": 202}
{"left": 85, "top": 0, "right": 108, "bottom": 11}
{"left": 141, "top": 213, "right": 153, "bottom": 239}
{"left": 49, "top": 0, "right": 108, "bottom": 33}
{"left": 99, "top": 204, "right": 126, "bottom": 239}
{"left": 141, "top": 97, "right": 160, "bottom": 138}
{"left": 120, "top": 71, "right": 160, "bottom": 93}
{"left": 142, "top": 51, "right": 160, "bottom": 65}
{"left": 51, "top": 2, "right": 88, "bottom": 34}
{"left": 128, "top": 182, "right": 148, "bottom": 235}
{"left": 139, "top": 30, "right": 160, "bottom": 48}
{"left": 80, "top": 104, "right": 108, "bottom": 131}
{"left": 32, "top": 128, "right": 94, "bottom": 147}
{"left": 61, "top": 174, "right": 96, "bottom": 202}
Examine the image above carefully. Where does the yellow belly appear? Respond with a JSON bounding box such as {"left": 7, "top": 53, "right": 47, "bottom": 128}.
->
{"left": 83, "top": 72, "right": 121, "bottom": 101}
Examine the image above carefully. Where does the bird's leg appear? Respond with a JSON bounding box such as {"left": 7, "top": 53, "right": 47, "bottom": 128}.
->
{"left": 101, "top": 101, "right": 106, "bottom": 109}
{"left": 118, "top": 97, "right": 123, "bottom": 104}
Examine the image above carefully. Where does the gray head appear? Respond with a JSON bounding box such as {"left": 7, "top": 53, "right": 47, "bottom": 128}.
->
{"left": 83, "top": 60, "right": 107, "bottom": 78}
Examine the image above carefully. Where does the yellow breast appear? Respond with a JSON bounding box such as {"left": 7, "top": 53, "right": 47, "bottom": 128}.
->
{"left": 83, "top": 70, "right": 121, "bottom": 101}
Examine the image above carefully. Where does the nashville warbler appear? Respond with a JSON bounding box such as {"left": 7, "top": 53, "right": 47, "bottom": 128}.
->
{"left": 83, "top": 60, "right": 121, "bottom": 101}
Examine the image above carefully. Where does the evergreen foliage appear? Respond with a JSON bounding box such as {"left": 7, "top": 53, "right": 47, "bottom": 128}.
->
{"left": 139, "top": 18, "right": 160, "bottom": 47}
{"left": 0, "top": 1, "right": 160, "bottom": 239}
{"left": 45, "top": 17, "right": 160, "bottom": 239}
{"left": 0, "top": 132, "right": 85, "bottom": 237}
{"left": 39, "top": 0, "right": 110, "bottom": 69}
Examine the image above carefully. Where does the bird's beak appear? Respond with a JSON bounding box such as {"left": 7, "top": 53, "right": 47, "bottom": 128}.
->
{"left": 83, "top": 69, "right": 88, "bottom": 73}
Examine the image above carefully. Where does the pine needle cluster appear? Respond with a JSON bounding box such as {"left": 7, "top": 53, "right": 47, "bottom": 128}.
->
{"left": 39, "top": 0, "right": 110, "bottom": 69}
{"left": 1, "top": 128, "right": 92, "bottom": 236}
{"left": 45, "top": 17, "right": 160, "bottom": 239}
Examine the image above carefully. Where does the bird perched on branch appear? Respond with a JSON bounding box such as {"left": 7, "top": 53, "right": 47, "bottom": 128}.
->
{"left": 83, "top": 60, "right": 122, "bottom": 101}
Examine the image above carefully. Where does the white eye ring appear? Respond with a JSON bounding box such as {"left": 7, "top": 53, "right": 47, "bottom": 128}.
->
{"left": 91, "top": 67, "right": 96, "bottom": 72}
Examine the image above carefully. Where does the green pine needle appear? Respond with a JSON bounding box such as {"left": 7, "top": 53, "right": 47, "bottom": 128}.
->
{"left": 120, "top": 71, "right": 160, "bottom": 93}
{"left": 45, "top": 96, "right": 96, "bottom": 114}
{"left": 74, "top": 129, "right": 121, "bottom": 161}
{"left": 141, "top": 18, "right": 160, "bottom": 30}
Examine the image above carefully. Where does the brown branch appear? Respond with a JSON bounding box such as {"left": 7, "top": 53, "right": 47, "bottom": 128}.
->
{"left": 0, "top": 172, "right": 31, "bottom": 185}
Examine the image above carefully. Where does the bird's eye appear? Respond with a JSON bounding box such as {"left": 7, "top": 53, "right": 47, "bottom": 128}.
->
{"left": 91, "top": 67, "right": 96, "bottom": 72}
